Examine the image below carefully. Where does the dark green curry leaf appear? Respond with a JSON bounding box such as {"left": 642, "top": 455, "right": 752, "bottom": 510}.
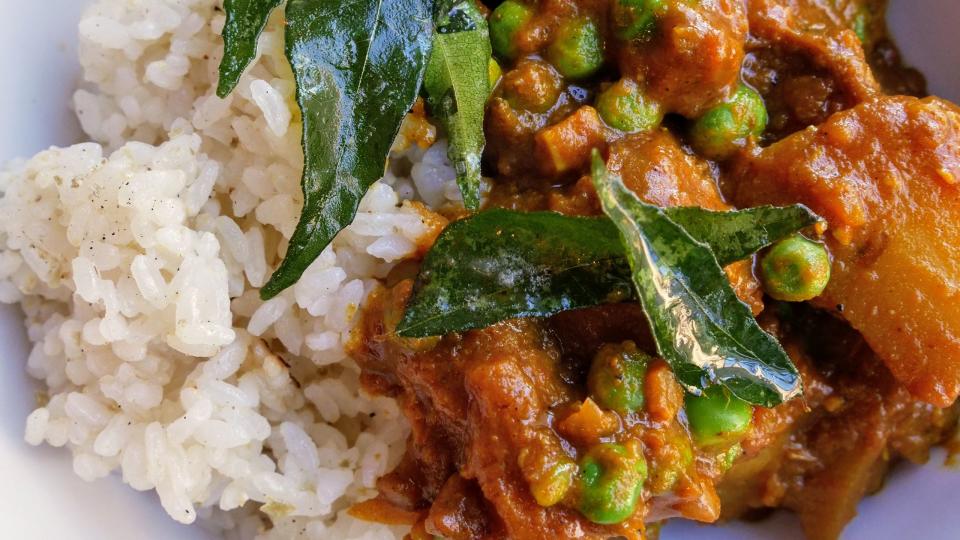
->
{"left": 423, "top": 0, "right": 491, "bottom": 211}
{"left": 590, "top": 151, "right": 800, "bottom": 407}
{"left": 433, "top": 0, "right": 484, "bottom": 32}
{"left": 260, "top": 0, "right": 434, "bottom": 299}
{"left": 667, "top": 206, "right": 818, "bottom": 265}
{"left": 217, "top": 0, "right": 283, "bottom": 98}
{"left": 397, "top": 205, "right": 817, "bottom": 338}
{"left": 397, "top": 209, "right": 634, "bottom": 337}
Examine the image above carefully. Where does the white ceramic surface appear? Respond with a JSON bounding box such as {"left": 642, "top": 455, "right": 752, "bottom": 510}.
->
{"left": 0, "top": 1, "right": 957, "bottom": 539}
{"left": 0, "top": 2, "right": 211, "bottom": 539}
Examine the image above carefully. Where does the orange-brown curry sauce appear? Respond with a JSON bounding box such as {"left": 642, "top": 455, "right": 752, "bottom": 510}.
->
{"left": 347, "top": 1, "right": 960, "bottom": 539}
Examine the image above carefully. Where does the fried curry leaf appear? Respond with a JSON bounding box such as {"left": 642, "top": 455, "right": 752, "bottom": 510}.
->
{"left": 423, "top": 0, "right": 491, "bottom": 211}
{"left": 590, "top": 151, "right": 801, "bottom": 407}
{"left": 260, "top": 0, "right": 434, "bottom": 299}
{"left": 397, "top": 205, "right": 817, "bottom": 338}
{"left": 217, "top": 0, "right": 283, "bottom": 98}
{"left": 668, "top": 205, "right": 819, "bottom": 264}
{"left": 397, "top": 209, "right": 634, "bottom": 338}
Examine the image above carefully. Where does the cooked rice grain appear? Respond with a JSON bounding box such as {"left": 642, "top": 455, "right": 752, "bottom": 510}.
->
{"left": 0, "top": 0, "right": 463, "bottom": 538}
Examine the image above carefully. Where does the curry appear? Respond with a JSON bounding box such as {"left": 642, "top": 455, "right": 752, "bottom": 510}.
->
{"left": 347, "top": 1, "right": 960, "bottom": 539}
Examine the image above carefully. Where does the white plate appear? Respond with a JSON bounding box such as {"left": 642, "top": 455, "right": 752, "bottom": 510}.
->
{"left": 0, "top": 1, "right": 957, "bottom": 539}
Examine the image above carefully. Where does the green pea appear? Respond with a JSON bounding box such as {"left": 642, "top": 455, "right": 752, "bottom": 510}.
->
{"left": 648, "top": 436, "right": 693, "bottom": 493}
{"left": 490, "top": 1, "right": 535, "bottom": 59}
{"left": 610, "top": 0, "right": 666, "bottom": 41}
{"left": 588, "top": 342, "right": 650, "bottom": 414}
{"left": 690, "top": 84, "right": 768, "bottom": 160}
{"left": 530, "top": 460, "right": 577, "bottom": 507}
{"left": 502, "top": 59, "right": 563, "bottom": 113}
{"left": 488, "top": 58, "right": 503, "bottom": 91}
{"left": 717, "top": 443, "right": 743, "bottom": 473}
{"left": 760, "top": 235, "right": 832, "bottom": 302}
{"left": 578, "top": 443, "right": 647, "bottom": 524}
{"left": 684, "top": 386, "right": 753, "bottom": 447}
{"left": 595, "top": 79, "right": 663, "bottom": 132}
{"left": 851, "top": 6, "right": 875, "bottom": 45}
{"left": 547, "top": 17, "right": 604, "bottom": 79}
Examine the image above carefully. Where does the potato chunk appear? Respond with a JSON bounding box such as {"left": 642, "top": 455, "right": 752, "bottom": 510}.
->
{"left": 734, "top": 96, "right": 960, "bottom": 406}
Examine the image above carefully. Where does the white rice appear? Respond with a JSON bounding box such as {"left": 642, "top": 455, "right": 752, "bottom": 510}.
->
{"left": 0, "top": 0, "right": 467, "bottom": 538}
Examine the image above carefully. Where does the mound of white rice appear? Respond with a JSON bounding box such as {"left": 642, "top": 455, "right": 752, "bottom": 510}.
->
{"left": 0, "top": 1, "right": 467, "bottom": 538}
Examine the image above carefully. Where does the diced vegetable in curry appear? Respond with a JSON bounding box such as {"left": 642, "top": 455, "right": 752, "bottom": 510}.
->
{"left": 215, "top": 0, "right": 960, "bottom": 539}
